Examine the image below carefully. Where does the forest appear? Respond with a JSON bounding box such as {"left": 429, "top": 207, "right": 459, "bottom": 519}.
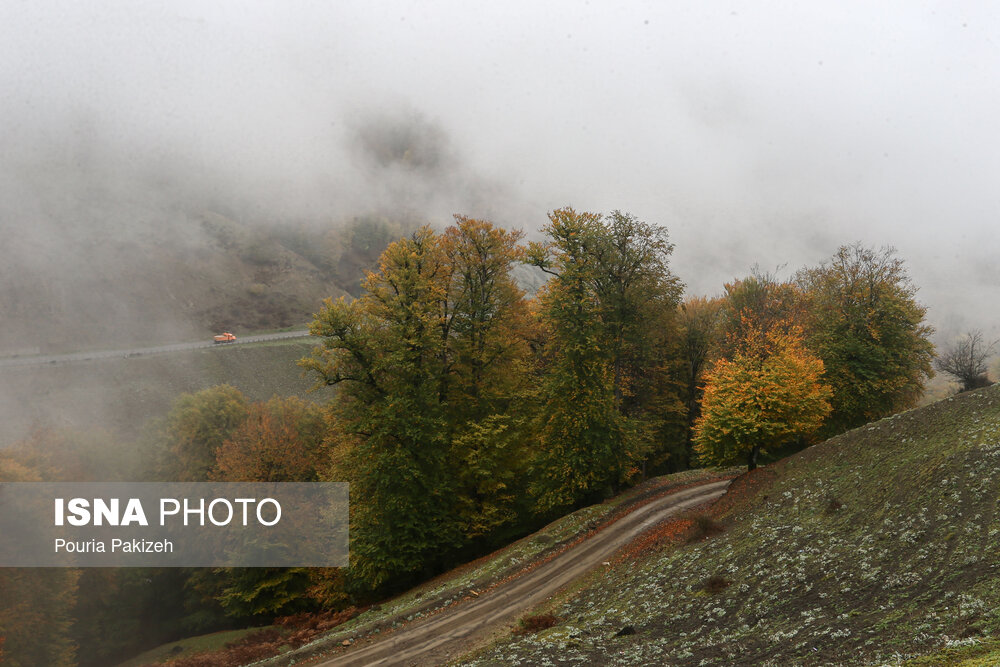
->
{"left": 0, "top": 208, "right": 938, "bottom": 666}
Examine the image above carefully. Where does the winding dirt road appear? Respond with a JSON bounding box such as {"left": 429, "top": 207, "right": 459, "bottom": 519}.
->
{"left": 0, "top": 330, "right": 310, "bottom": 369}
{"left": 315, "top": 479, "right": 731, "bottom": 667}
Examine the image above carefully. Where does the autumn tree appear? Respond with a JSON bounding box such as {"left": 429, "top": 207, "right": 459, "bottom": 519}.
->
{"left": 213, "top": 396, "right": 326, "bottom": 482}
{"left": 678, "top": 296, "right": 725, "bottom": 467}
{"left": 208, "top": 396, "right": 328, "bottom": 618}
{"left": 694, "top": 327, "right": 832, "bottom": 470}
{"left": 935, "top": 330, "right": 996, "bottom": 392}
{"left": 798, "top": 244, "right": 934, "bottom": 434}
{"left": 303, "top": 218, "right": 533, "bottom": 591}
{"left": 152, "top": 385, "right": 249, "bottom": 481}
{"left": 0, "top": 569, "right": 80, "bottom": 667}
{"left": 718, "top": 269, "right": 805, "bottom": 359}
{"left": 0, "top": 451, "right": 79, "bottom": 667}
{"left": 440, "top": 217, "right": 534, "bottom": 544}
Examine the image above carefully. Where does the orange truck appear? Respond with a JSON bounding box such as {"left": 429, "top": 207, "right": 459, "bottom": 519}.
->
{"left": 213, "top": 332, "right": 237, "bottom": 344}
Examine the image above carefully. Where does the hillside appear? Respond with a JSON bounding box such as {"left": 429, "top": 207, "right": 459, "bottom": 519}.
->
{"left": 462, "top": 384, "right": 1000, "bottom": 666}
{"left": 0, "top": 339, "right": 327, "bottom": 446}
{"left": 115, "top": 469, "right": 735, "bottom": 666}
{"left": 0, "top": 209, "right": 411, "bottom": 355}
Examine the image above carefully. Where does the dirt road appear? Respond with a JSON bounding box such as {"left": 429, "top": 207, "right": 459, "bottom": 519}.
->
{"left": 317, "top": 479, "right": 731, "bottom": 667}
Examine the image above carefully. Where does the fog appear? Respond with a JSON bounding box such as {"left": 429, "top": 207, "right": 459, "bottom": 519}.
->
{"left": 2, "top": 2, "right": 999, "bottom": 360}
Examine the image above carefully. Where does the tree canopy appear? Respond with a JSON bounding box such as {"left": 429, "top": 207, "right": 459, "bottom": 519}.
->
{"left": 694, "top": 326, "right": 832, "bottom": 470}
{"left": 798, "top": 243, "right": 934, "bottom": 434}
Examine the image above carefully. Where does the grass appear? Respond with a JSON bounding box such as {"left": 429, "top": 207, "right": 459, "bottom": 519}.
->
{"left": 115, "top": 627, "right": 274, "bottom": 666}
{"left": 237, "top": 468, "right": 737, "bottom": 666}
{"left": 902, "top": 638, "right": 1000, "bottom": 666}
{"left": 461, "top": 384, "right": 1000, "bottom": 666}
{"left": 0, "top": 338, "right": 321, "bottom": 446}
{"left": 112, "top": 470, "right": 733, "bottom": 667}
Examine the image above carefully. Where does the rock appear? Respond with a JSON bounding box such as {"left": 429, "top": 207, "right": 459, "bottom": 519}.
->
{"left": 614, "top": 626, "right": 635, "bottom": 637}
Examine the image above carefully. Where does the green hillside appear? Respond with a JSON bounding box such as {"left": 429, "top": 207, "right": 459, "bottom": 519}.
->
{"left": 463, "top": 384, "right": 1000, "bottom": 666}
{"left": 0, "top": 339, "right": 327, "bottom": 446}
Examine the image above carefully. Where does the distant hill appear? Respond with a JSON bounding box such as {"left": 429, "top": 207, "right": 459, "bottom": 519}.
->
{"left": 464, "top": 385, "right": 1000, "bottom": 665}
{"left": 0, "top": 211, "right": 413, "bottom": 354}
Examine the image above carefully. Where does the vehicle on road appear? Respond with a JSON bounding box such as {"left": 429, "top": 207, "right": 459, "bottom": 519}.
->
{"left": 213, "top": 332, "right": 237, "bottom": 344}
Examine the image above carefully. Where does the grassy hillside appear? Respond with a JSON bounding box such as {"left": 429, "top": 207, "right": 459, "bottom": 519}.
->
{"left": 463, "top": 384, "right": 1000, "bottom": 666}
{"left": 0, "top": 339, "right": 329, "bottom": 446}
{"left": 114, "top": 469, "right": 736, "bottom": 666}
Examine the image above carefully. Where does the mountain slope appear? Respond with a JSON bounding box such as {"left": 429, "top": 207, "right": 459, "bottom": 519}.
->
{"left": 463, "top": 384, "right": 1000, "bottom": 666}
{"left": 0, "top": 208, "right": 411, "bottom": 354}
{"left": 0, "top": 339, "right": 323, "bottom": 446}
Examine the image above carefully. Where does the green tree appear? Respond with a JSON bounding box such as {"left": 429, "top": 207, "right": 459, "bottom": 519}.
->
{"left": 441, "top": 216, "right": 531, "bottom": 419}
{"left": 589, "top": 211, "right": 683, "bottom": 411}
{"left": 527, "top": 208, "right": 629, "bottom": 511}
{"left": 798, "top": 244, "right": 934, "bottom": 434}
{"left": 694, "top": 327, "right": 832, "bottom": 470}
{"left": 590, "top": 211, "right": 686, "bottom": 473}
{"left": 302, "top": 227, "right": 463, "bottom": 591}
{"left": 527, "top": 208, "right": 687, "bottom": 503}
{"left": 304, "top": 218, "right": 537, "bottom": 590}
{"left": 212, "top": 567, "right": 312, "bottom": 619}
{"left": 153, "top": 385, "right": 249, "bottom": 481}
{"left": 441, "top": 217, "right": 535, "bottom": 543}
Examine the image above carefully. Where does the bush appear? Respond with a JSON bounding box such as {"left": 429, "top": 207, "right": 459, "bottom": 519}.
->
{"left": 686, "top": 514, "right": 725, "bottom": 542}
{"left": 514, "top": 613, "right": 560, "bottom": 635}
{"left": 704, "top": 575, "right": 732, "bottom": 594}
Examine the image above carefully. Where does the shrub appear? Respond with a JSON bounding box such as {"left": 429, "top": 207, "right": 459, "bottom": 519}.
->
{"left": 514, "top": 613, "right": 560, "bottom": 635}
{"left": 704, "top": 575, "right": 732, "bottom": 594}
{"left": 686, "top": 514, "right": 725, "bottom": 542}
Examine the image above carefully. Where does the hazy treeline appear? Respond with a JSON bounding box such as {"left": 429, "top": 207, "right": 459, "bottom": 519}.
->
{"left": 0, "top": 209, "right": 936, "bottom": 666}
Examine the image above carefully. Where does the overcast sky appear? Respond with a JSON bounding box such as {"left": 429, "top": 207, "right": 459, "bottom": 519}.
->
{"left": 2, "top": 0, "right": 999, "bottom": 339}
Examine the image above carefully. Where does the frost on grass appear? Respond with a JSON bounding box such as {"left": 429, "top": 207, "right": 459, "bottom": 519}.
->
{"left": 462, "top": 386, "right": 1000, "bottom": 666}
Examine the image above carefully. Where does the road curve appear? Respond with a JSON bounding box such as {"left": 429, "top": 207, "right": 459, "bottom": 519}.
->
{"left": 318, "top": 479, "right": 731, "bottom": 667}
{"left": 0, "top": 330, "right": 311, "bottom": 369}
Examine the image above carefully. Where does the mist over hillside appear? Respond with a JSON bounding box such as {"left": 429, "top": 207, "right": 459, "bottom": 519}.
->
{"left": 0, "top": 106, "right": 532, "bottom": 353}
{"left": 2, "top": 1, "right": 998, "bottom": 451}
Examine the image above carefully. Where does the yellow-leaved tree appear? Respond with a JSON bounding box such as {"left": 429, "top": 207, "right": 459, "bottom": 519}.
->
{"left": 694, "top": 325, "right": 832, "bottom": 470}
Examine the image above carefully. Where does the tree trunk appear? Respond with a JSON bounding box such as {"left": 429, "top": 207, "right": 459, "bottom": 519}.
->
{"left": 747, "top": 445, "right": 759, "bottom": 471}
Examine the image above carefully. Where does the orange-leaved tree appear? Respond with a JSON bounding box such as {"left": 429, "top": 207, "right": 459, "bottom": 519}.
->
{"left": 212, "top": 396, "right": 326, "bottom": 482}
{"left": 694, "top": 325, "right": 832, "bottom": 470}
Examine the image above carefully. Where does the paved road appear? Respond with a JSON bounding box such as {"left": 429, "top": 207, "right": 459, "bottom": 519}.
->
{"left": 0, "top": 330, "right": 311, "bottom": 369}
{"left": 318, "top": 479, "right": 731, "bottom": 667}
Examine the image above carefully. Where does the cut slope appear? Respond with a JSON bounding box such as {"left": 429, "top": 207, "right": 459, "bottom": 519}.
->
{"left": 463, "top": 385, "right": 1000, "bottom": 666}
